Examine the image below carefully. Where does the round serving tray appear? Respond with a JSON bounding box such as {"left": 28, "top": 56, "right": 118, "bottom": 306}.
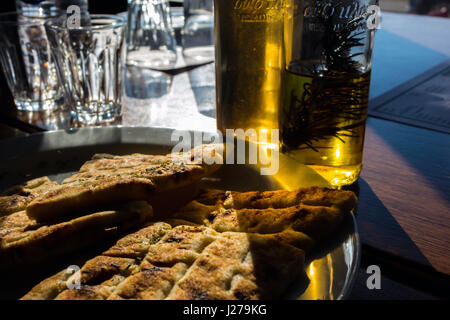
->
{"left": 0, "top": 126, "right": 360, "bottom": 300}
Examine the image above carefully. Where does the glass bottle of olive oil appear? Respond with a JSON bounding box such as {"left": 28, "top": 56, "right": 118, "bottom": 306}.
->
{"left": 281, "top": 62, "right": 371, "bottom": 186}
{"left": 215, "top": 0, "right": 286, "bottom": 135}
{"left": 280, "top": 0, "right": 377, "bottom": 187}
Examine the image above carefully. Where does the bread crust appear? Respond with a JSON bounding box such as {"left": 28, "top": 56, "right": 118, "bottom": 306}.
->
{"left": 22, "top": 187, "right": 357, "bottom": 300}
{"left": 0, "top": 201, "right": 153, "bottom": 269}
{"left": 174, "top": 187, "right": 357, "bottom": 245}
{"left": 0, "top": 177, "right": 59, "bottom": 217}
{"left": 26, "top": 146, "right": 222, "bottom": 222}
{"left": 22, "top": 223, "right": 305, "bottom": 300}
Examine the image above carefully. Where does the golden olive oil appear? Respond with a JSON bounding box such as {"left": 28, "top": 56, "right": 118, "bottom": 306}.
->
{"left": 280, "top": 65, "right": 371, "bottom": 186}
{"left": 215, "top": 0, "right": 286, "bottom": 134}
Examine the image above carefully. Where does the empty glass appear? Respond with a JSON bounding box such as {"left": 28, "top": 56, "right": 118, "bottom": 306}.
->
{"left": 188, "top": 63, "right": 215, "bottom": 118}
{"left": 126, "top": 0, "right": 177, "bottom": 70}
{"left": 182, "top": 0, "right": 214, "bottom": 65}
{"left": 46, "top": 15, "right": 126, "bottom": 125}
{"left": 0, "top": 11, "right": 65, "bottom": 111}
{"left": 125, "top": 65, "right": 173, "bottom": 99}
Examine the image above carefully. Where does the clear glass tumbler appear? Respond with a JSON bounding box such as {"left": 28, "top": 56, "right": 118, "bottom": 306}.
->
{"left": 0, "top": 11, "right": 65, "bottom": 111}
{"left": 126, "top": 0, "right": 177, "bottom": 70}
{"left": 45, "top": 14, "right": 126, "bottom": 125}
{"left": 182, "top": 0, "right": 214, "bottom": 65}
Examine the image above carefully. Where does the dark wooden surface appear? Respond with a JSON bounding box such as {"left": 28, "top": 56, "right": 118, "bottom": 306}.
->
{"left": 349, "top": 269, "right": 437, "bottom": 300}
{"left": 360, "top": 119, "right": 450, "bottom": 275}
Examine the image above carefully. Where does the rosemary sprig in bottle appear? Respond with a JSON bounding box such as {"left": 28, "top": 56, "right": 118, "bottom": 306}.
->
{"left": 281, "top": 13, "right": 371, "bottom": 152}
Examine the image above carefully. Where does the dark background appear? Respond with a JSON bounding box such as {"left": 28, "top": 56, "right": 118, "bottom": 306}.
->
{"left": 0, "top": 0, "right": 128, "bottom": 14}
{"left": 0, "top": 0, "right": 186, "bottom": 13}
{"left": 3, "top": 0, "right": 448, "bottom": 16}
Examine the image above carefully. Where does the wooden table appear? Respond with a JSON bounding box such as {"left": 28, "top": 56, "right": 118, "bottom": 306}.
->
{"left": 0, "top": 11, "right": 448, "bottom": 300}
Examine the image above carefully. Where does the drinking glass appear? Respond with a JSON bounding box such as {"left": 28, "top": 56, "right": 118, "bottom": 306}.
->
{"left": 281, "top": 0, "right": 379, "bottom": 186}
{"left": 182, "top": 0, "right": 214, "bottom": 65}
{"left": 45, "top": 14, "right": 126, "bottom": 125}
{"left": 188, "top": 63, "right": 215, "bottom": 118}
{"left": 0, "top": 11, "right": 65, "bottom": 111}
{"left": 126, "top": 0, "right": 177, "bottom": 70}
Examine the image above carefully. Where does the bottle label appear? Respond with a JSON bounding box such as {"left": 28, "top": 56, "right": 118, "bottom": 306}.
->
{"left": 232, "top": 0, "right": 283, "bottom": 22}
{"left": 303, "top": 0, "right": 372, "bottom": 32}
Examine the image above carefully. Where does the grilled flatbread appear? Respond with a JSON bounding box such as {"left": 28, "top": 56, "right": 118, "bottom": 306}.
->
{"left": 0, "top": 177, "right": 59, "bottom": 217}
{"left": 172, "top": 187, "right": 357, "bottom": 245}
{"left": 195, "top": 187, "right": 357, "bottom": 212}
{"left": 22, "top": 223, "right": 305, "bottom": 300}
{"left": 22, "top": 187, "right": 357, "bottom": 300}
{"left": 0, "top": 201, "right": 153, "bottom": 269}
{"left": 26, "top": 145, "right": 222, "bottom": 222}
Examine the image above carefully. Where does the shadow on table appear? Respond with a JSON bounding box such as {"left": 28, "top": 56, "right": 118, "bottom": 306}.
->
{"left": 125, "top": 66, "right": 173, "bottom": 99}
{"left": 371, "top": 119, "right": 450, "bottom": 207}
{"left": 350, "top": 178, "right": 449, "bottom": 297}
{"left": 187, "top": 63, "right": 216, "bottom": 119}
{"left": 353, "top": 178, "right": 432, "bottom": 266}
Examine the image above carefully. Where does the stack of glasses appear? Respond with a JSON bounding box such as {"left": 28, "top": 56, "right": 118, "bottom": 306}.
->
{"left": 0, "top": 0, "right": 126, "bottom": 126}
{"left": 0, "top": 0, "right": 215, "bottom": 126}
